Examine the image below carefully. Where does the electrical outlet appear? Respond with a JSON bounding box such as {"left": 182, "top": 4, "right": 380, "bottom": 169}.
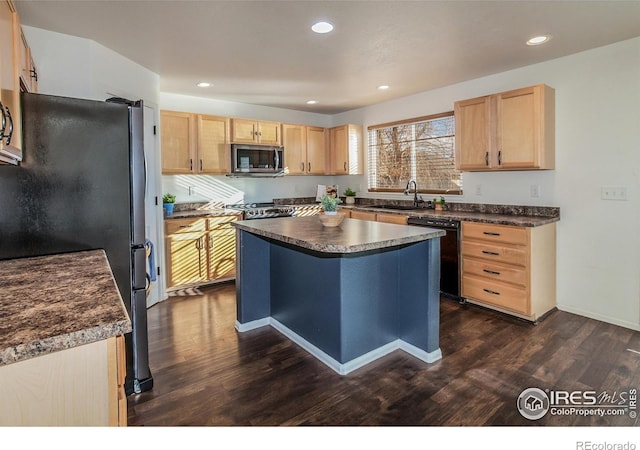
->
{"left": 530, "top": 184, "right": 541, "bottom": 198}
{"left": 601, "top": 186, "right": 627, "bottom": 201}
{"left": 475, "top": 184, "right": 482, "bottom": 196}
{"left": 188, "top": 186, "right": 196, "bottom": 196}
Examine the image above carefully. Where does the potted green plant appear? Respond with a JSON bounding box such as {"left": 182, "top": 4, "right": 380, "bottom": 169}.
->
{"left": 343, "top": 187, "right": 357, "bottom": 205}
{"left": 163, "top": 193, "right": 176, "bottom": 215}
{"left": 318, "top": 194, "right": 344, "bottom": 227}
{"left": 433, "top": 196, "right": 445, "bottom": 211}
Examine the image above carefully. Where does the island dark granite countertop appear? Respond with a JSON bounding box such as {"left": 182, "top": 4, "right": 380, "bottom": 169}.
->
{"left": 232, "top": 216, "right": 444, "bottom": 254}
{"left": 0, "top": 249, "right": 132, "bottom": 367}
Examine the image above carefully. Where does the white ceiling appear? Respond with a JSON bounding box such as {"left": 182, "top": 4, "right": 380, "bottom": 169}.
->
{"left": 14, "top": 0, "right": 640, "bottom": 114}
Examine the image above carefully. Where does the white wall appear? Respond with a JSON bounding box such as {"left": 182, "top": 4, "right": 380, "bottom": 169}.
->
{"left": 336, "top": 37, "right": 640, "bottom": 331}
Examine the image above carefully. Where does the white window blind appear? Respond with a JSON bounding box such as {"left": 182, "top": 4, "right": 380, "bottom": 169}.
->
{"left": 367, "top": 112, "right": 462, "bottom": 194}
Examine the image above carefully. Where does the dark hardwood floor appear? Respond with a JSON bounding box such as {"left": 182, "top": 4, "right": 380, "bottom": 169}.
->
{"left": 127, "top": 282, "right": 640, "bottom": 426}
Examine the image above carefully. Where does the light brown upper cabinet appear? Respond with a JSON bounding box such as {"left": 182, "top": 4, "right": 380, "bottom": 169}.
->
{"left": 0, "top": 0, "right": 22, "bottom": 164}
{"left": 454, "top": 84, "right": 555, "bottom": 171}
{"left": 161, "top": 110, "right": 230, "bottom": 174}
{"left": 329, "top": 124, "right": 363, "bottom": 175}
{"left": 18, "top": 27, "right": 37, "bottom": 93}
{"left": 281, "top": 123, "right": 307, "bottom": 175}
{"left": 305, "top": 126, "right": 328, "bottom": 175}
{"left": 231, "top": 118, "right": 281, "bottom": 145}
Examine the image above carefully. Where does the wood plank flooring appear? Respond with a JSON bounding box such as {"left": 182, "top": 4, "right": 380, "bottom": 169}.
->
{"left": 127, "top": 282, "right": 640, "bottom": 426}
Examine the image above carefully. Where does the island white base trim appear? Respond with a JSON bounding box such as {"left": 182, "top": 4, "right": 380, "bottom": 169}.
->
{"left": 236, "top": 318, "right": 442, "bottom": 375}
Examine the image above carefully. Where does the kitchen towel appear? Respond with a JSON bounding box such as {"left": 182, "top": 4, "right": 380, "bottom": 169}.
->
{"left": 145, "top": 238, "right": 157, "bottom": 282}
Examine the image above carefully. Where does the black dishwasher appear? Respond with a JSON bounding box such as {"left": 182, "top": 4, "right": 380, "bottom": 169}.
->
{"left": 407, "top": 217, "right": 460, "bottom": 299}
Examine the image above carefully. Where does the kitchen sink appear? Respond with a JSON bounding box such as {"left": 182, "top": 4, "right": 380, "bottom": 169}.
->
{"left": 370, "top": 204, "right": 428, "bottom": 211}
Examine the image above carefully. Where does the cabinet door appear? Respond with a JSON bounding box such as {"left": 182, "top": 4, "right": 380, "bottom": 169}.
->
{"left": 454, "top": 96, "right": 492, "bottom": 170}
{"left": 257, "top": 121, "right": 281, "bottom": 145}
{"left": 18, "top": 28, "right": 30, "bottom": 92}
{"left": 161, "top": 111, "right": 196, "bottom": 174}
{"left": 496, "top": 85, "right": 552, "bottom": 169}
{"left": 282, "top": 123, "right": 307, "bottom": 174}
{"left": 231, "top": 118, "right": 257, "bottom": 143}
{"left": 165, "top": 232, "right": 206, "bottom": 288}
{"left": 306, "top": 126, "right": 327, "bottom": 174}
{"left": 206, "top": 229, "right": 236, "bottom": 280}
{"left": 0, "top": 1, "right": 21, "bottom": 162}
{"left": 330, "top": 125, "right": 348, "bottom": 174}
{"left": 198, "top": 114, "right": 229, "bottom": 174}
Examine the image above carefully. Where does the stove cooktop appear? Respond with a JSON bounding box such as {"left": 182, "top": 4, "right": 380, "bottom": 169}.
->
{"left": 226, "top": 203, "right": 294, "bottom": 219}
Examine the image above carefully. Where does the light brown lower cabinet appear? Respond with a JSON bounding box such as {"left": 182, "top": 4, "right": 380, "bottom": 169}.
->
{"left": 165, "top": 214, "right": 242, "bottom": 290}
{"left": 461, "top": 221, "right": 556, "bottom": 321}
{"left": 0, "top": 335, "right": 127, "bottom": 426}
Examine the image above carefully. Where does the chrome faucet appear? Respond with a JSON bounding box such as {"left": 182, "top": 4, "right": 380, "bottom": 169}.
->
{"left": 404, "top": 179, "right": 424, "bottom": 207}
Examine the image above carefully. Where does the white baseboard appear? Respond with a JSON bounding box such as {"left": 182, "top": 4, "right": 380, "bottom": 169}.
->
{"left": 557, "top": 304, "right": 640, "bottom": 332}
{"left": 237, "top": 317, "right": 442, "bottom": 375}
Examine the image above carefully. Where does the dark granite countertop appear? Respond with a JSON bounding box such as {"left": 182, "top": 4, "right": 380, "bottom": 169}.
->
{"left": 0, "top": 249, "right": 132, "bottom": 367}
{"left": 232, "top": 216, "right": 444, "bottom": 254}
{"left": 274, "top": 198, "right": 560, "bottom": 227}
{"left": 347, "top": 206, "right": 559, "bottom": 227}
{"left": 165, "top": 208, "right": 241, "bottom": 220}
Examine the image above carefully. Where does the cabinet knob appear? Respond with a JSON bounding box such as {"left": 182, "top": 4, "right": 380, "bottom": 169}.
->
{"left": 200, "top": 159, "right": 203, "bottom": 171}
{"left": 344, "top": 162, "right": 347, "bottom": 171}
{"left": 308, "top": 162, "right": 311, "bottom": 172}
{"left": 498, "top": 150, "right": 502, "bottom": 166}
{"left": 485, "top": 151, "right": 489, "bottom": 166}
{"left": 482, "top": 250, "right": 500, "bottom": 256}
{"left": 483, "top": 288, "right": 501, "bottom": 296}
{"left": 301, "top": 162, "right": 304, "bottom": 171}
{"left": 190, "top": 159, "right": 193, "bottom": 171}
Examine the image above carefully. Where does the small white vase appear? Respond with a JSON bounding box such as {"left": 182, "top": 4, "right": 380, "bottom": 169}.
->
{"left": 345, "top": 196, "right": 355, "bottom": 205}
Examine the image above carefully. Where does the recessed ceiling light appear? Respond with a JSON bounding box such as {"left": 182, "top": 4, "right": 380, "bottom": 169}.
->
{"left": 196, "top": 82, "right": 211, "bottom": 88}
{"left": 306, "top": 100, "right": 318, "bottom": 105}
{"left": 526, "top": 35, "right": 551, "bottom": 46}
{"left": 311, "top": 21, "right": 334, "bottom": 34}
{"left": 377, "top": 85, "right": 390, "bottom": 90}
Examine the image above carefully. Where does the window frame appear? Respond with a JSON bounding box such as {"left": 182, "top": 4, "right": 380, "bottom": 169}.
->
{"left": 367, "top": 111, "right": 462, "bottom": 195}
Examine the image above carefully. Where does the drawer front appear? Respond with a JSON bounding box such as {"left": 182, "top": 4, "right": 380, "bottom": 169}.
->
{"left": 376, "top": 213, "right": 408, "bottom": 225}
{"left": 462, "top": 240, "right": 528, "bottom": 267}
{"left": 208, "top": 214, "right": 241, "bottom": 230}
{"left": 463, "top": 222, "right": 528, "bottom": 246}
{"left": 165, "top": 218, "right": 207, "bottom": 234}
{"left": 462, "top": 257, "right": 528, "bottom": 287}
{"left": 350, "top": 210, "right": 376, "bottom": 221}
{"left": 462, "top": 274, "right": 529, "bottom": 314}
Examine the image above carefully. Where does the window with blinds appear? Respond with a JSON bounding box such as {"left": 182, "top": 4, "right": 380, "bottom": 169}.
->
{"left": 367, "top": 112, "right": 462, "bottom": 194}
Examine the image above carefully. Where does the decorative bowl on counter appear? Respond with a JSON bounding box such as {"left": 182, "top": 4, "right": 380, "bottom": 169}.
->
{"left": 318, "top": 212, "right": 345, "bottom": 227}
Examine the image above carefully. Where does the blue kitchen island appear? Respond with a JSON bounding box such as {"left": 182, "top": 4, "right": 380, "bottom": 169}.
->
{"left": 232, "top": 216, "right": 445, "bottom": 375}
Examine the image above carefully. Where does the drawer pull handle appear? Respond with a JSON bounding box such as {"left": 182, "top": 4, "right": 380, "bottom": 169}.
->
{"left": 483, "top": 269, "right": 501, "bottom": 275}
{"left": 179, "top": 225, "right": 192, "bottom": 228}
{"left": 483, "top": 231, "right": 501, "bottom": 236}
{"left": 483, "top": 288, "right": 500, "bottom": 296}
{"left": 482, "top": 250, "right": 500, "bottom": 256}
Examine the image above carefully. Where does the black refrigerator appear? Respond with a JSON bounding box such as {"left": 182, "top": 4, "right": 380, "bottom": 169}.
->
{"left": 0, "top": 92, "right": 153, "bottom": 395}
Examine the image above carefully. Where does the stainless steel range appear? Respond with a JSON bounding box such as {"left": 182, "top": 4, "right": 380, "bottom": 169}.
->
{"left": 227, "top": 202, "right": 295, "bottom": 220}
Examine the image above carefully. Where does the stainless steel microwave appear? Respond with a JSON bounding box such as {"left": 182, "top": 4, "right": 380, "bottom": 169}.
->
{"left": 231, "top": 144, "right": 284, "bottom": 174}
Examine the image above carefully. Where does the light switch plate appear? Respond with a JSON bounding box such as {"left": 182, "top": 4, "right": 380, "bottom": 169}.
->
{"left": 530, "top": 184, "right": 541, "bottom": 198}
{"left": 601, "top": 186, "right": 627, "bottom": 201}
